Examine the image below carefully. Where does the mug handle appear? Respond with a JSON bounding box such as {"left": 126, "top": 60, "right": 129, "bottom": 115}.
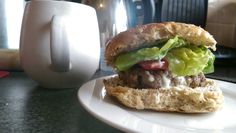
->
{"left": 50, "top": 15, "right": 71, "bottom": 72}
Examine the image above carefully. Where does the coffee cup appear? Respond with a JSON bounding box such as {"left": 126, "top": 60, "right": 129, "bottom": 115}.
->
{"left": 20, "top": 0, "right": 100, "bottom": 88}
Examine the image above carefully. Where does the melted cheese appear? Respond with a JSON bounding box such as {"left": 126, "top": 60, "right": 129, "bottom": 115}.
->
{"left": 145, "top": 71, "right": 155, "bottom": 82}
{"left": 161, "top": 73, "right": 171, "bottom": 88}
{"left": 176, "top": 76, "right": 187, "bottom": 86}
{"left": 145, "top": 70, "right": 189, "bottom": 89}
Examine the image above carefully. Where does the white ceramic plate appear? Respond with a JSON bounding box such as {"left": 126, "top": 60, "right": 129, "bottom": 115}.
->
{"left": 78, "top": 75, "right": 236, "bottom": 133}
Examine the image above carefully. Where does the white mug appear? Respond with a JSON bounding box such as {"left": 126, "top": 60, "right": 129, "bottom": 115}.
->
{"left": 20, "top": 0, "right": 100, "bottom": 88}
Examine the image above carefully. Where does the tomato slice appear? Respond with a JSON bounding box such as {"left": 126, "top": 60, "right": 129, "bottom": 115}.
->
{"left": 138, "top": 59, "right": 168, "bottom": 70}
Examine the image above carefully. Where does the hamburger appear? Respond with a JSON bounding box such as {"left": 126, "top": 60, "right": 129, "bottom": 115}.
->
{"left": 103, "top": 22, "right": 224, "bottom": 113}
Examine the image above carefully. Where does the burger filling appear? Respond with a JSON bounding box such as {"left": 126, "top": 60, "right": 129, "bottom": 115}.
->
{"left": 119, "top": 67, "right": 206, "bottom": 89}
{"left": 114, "top": 36, "right": 215, "bottom": 89}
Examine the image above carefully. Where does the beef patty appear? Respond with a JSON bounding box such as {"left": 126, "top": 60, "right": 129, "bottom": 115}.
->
{"left": 118, "top": 67, "right": 206, "bottom": 89}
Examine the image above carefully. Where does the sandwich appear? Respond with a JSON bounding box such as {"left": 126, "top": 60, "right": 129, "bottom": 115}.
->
{"left": 103, "top": 22, "right": 224, "bottom": 113}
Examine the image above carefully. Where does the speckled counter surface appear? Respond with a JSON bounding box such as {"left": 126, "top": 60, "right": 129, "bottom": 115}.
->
{"left": 0, "top": 71, "right": 121, "bottom": 133}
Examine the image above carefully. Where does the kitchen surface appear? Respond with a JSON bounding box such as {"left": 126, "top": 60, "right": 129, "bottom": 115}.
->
{"left": 0, "top": 71, "right": 121, "bottom": 133}
{"left": 0, "top": 0, "right": 236, "bottom": 133}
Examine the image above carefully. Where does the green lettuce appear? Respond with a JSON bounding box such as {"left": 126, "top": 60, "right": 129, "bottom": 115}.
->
{"left": 115, "top": 36, "right": 187, "bottom": 71}
{"left": 166, "top": 45, "right": 215, "bottom": 76}
{"left": 114, "top": 36, "right": 215, "bottom": 76}
{"left": 203, "top": 49, "right": 215, "bottom": 74}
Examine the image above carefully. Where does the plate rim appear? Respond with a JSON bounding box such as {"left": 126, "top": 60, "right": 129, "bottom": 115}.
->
{"left": 78, "top": 75, "right": 236, "bottom": 133}
{"left": 78, "top": 76, "right": 139, "bottom": 132}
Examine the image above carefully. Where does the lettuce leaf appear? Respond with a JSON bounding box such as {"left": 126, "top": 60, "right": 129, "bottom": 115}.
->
{"left": 115, "top": 36, "right": 187, "bottom": 71}
{"left": 166, "top": 45, "right": 215, "bottom": 76}
{"left": 203, "top": 49, "right": 215, "bottom": 74}
{"left": 114, "top": 36, "right": 215, "bottom": 76}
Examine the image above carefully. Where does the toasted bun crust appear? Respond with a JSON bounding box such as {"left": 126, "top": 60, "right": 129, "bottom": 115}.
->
{"left": 105, "top": 22, "right": 217, "bottom": 66}
{"left": 104, "top": 77, "right": 223, "bottom": 113}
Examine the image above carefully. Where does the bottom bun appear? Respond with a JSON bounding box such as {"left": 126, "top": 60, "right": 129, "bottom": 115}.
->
{"left": 103, "top": 76, "right": 224, "bottom": 113}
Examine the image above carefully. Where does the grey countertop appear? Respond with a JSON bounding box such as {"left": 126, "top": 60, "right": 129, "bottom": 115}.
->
{"left": 0, "top": 71, "right": 121, "bottom": 133}
{"left": 0, "top": 66, "right": 235, "bottom": 133}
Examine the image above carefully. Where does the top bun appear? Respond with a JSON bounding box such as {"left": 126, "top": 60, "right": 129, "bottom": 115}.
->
{"left": 105, "top": 22, "right": 217, "bottom": 66}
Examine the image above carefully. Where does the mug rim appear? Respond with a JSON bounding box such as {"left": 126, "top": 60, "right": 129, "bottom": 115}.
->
{"left": 26, "top": 0, "right": 95, "bottom": 11}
